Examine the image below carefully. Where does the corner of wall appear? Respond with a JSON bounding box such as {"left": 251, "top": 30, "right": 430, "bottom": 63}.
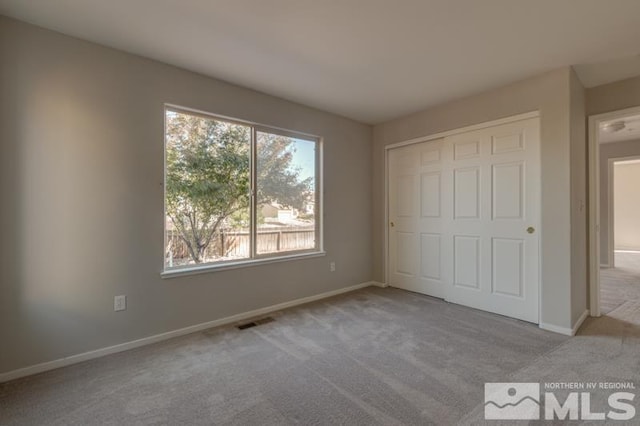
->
{"left": 569, "top": 67, "right": 588, "bottom": 326}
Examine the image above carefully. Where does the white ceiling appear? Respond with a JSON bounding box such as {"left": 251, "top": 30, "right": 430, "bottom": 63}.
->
{"left": 2, "top": 0, "right": 640, "bottom": 124}
{"left": 599, "top": 114, "right": 640, "bottom": 144}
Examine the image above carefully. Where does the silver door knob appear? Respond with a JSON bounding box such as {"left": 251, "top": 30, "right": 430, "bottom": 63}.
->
{"left": 527, "top": 227, "right": 535, "bottom": 234}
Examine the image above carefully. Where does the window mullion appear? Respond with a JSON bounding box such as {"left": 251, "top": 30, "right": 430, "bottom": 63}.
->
{"left": 250, "top": 127, "right": 257, "bottom": 259}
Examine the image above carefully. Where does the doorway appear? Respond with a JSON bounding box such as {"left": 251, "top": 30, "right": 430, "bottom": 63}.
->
{"left": 600, "top": 157, "right": 640, "bottom": 313}
{"left": 588, "top": 106, "right": 640, "bottom": 316}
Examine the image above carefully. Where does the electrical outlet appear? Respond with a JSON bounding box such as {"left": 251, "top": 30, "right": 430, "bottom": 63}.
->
{"left": 114, "top": 295, "right": 126, "bottom": 311}
{"left": 329, "top": 262, "right": 336, "bottom": 272}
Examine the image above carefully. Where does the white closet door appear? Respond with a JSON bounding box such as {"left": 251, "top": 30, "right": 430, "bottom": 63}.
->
{"left": 388, "top": 117, "right": 540, "bottom": 323}
{"left": 389, "top": 141, "right": 448, "bottom": 298}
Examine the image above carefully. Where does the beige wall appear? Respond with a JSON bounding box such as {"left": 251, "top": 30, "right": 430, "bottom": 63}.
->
{"left": 569, "top": 69, "right": 588, "bottom": 324}
{"left": 587, "top": 75, "right": 640, "bottom": 116}
{"left": 373, "top": 68, "right": 582, "bottom": 330}
{"left": 614, "top": 162, "right": 640, "bottom": 251}
{"left": 599, "top": 140, "right": 640, "bottom": 264}
{"left": 0, "top": 17, "right": 373, "bottom": 374}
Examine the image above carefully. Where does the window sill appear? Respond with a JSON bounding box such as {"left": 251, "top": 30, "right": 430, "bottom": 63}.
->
{"left": 160, "top": 251, "right": 327, "bottom": 279}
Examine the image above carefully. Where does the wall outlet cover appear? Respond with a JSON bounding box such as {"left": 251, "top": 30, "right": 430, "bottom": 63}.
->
{"left": 114, "top": 295, "right": 126, "bottom": 311}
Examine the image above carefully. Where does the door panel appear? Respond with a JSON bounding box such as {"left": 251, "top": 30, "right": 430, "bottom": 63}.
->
{"left": 396, "top": 175, "right": 415, "bottom": 217}
{"left": 454, "top": 167, "right": 480, "bottom": 219}
{"left": 491, "top": 131, "right": 524, "bottom": 154}
{"left": 492, "top": 162, "right": 524, "bottom": 219}
{"left": 421, "top": 147, "right": 441, "bottom": 165}
{"left": 396, "top": 232, "right": 416, "bottom": 275}
{"left": 453, "top": 235, "right": 480, "bottom": 289}
{"left": 420, "top": 172, "right": 441, "bottom": 217}
{"left": 388, "top": 117, "right": 540, "bottom": 323}
{"left": 492, "top": 238, "right": 524, "bottom": 297}
{"left": 454, "top": 139, "right": 481, "bottom": 160}
{"left": 420, "top": 233, "right": 441, "bottom": 280}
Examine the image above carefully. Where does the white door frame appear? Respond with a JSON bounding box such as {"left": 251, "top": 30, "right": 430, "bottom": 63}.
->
{"left": 383, "top": 111, "right": 540, "bottom": 294}
{"left": 588, "top": 106, "right": 640, "bottom": 317}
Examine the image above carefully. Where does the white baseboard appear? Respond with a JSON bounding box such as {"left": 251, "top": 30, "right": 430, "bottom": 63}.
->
{"left": 0, "top": 281, "right": 376, "bottom": 383}
{"left": 539, "top": 322, "right": 572, "bottom": 336}
{"left": 539, "top": 309, "right": 590, "bottom": 336}
{"left": 572, "top": 309, "right": 590, "bottom": 335}
{"left": 371, "top": 281, "right": 388, "bottom": 288}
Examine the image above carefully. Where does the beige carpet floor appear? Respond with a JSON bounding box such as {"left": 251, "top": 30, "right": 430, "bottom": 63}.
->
{"left": 600, "top": 251, "right": 640, "bottom": 314}
{"left": 1, "top": 285, "right": 639, "bottom": 425}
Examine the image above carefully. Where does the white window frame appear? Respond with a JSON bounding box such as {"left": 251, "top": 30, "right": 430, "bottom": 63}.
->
{"left": 161, "top": 104, "right": 324, "bottom": 278}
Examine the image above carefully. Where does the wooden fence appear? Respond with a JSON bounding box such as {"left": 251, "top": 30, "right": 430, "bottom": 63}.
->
{"left": 166, "top": 228, "right": 315, "bottom": 264}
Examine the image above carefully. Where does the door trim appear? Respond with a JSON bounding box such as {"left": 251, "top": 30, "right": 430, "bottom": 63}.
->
{"left": 384, "top": 111, "right": 540, "bottom": 317}
{"left": 588, "top": 106, "right": 640, "bottom": 318}
{"left": 384, "top": 111, "right": 540, "bottom": 152}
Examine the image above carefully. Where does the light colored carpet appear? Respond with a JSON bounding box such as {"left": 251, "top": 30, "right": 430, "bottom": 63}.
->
{"left": 1, "top": 286, "right": 639, "bottom": 425}
{"left": 0, "top": 287, "right": 567, "bottom": 425}
{"left": 600, "top": 251, "right": 640, "bottom": 314}
{"left": 460, "top": 300, "right": 640, "bottom": 425}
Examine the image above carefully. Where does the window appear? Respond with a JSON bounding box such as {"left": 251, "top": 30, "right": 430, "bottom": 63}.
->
{"left": 164, "top": 106, "right": 322, "bottom": 273}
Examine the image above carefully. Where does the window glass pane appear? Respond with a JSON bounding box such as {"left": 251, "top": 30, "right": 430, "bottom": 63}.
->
{"left": 256, "top": 131, "right": 316, "bottom": 255}
{"left": 165, "top": 109, "right": 251, "bottom": 269}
